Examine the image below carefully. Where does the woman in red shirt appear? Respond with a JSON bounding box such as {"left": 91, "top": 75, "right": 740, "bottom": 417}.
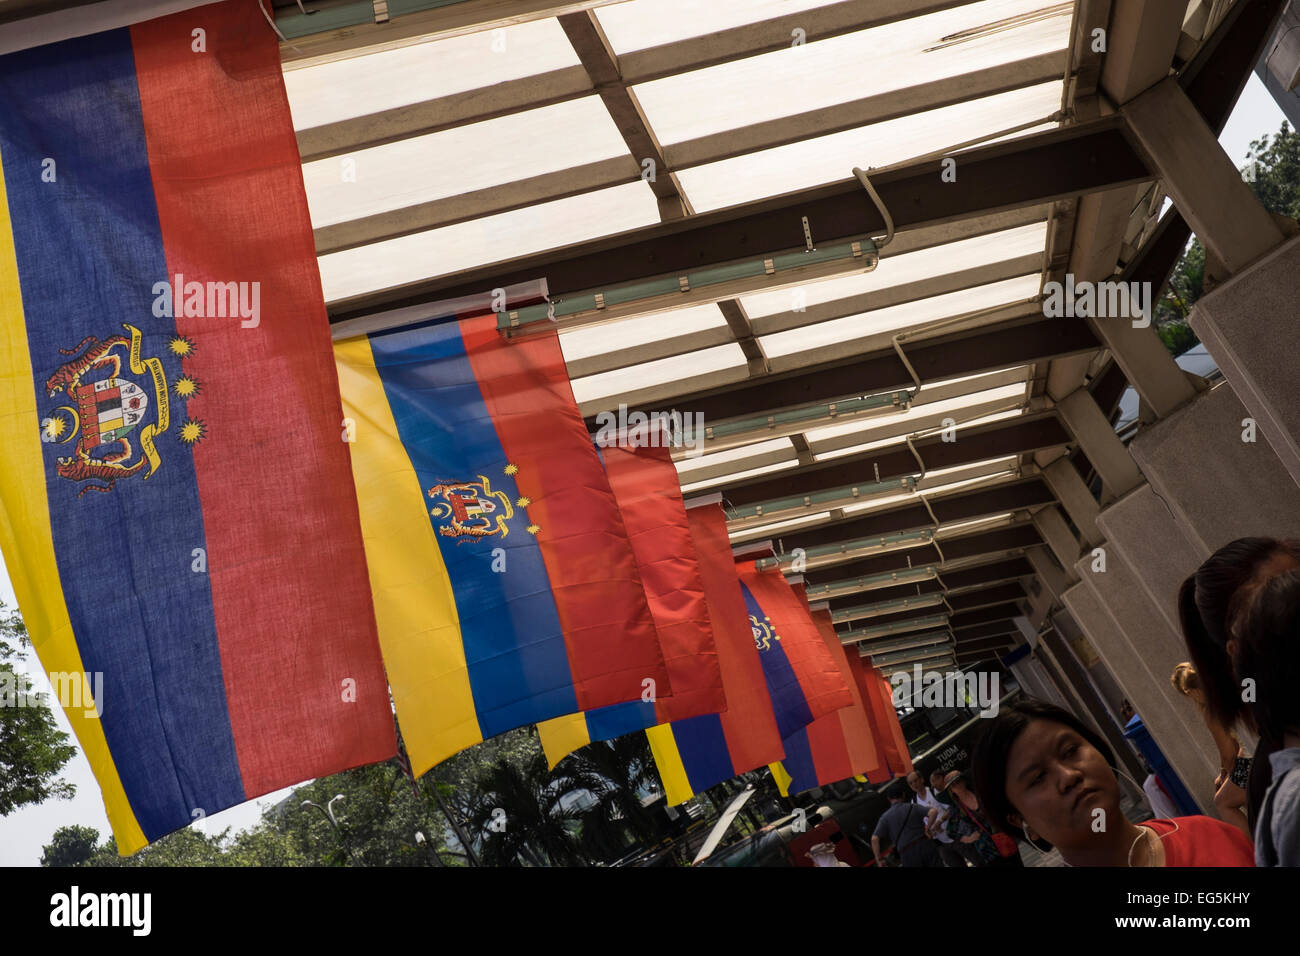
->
{"left": 972, "top": 698, "right": 1254, "bottom": 867}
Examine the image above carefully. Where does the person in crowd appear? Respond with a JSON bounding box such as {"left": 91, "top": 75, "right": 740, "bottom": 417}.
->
{"left": 872, "top": 780, "right": 942, "bottom": 867}
{"left": 971, "top": 698, "right": 1254, "bottom": 866}
{"left": 928, "top": 769, "right": 980, "bottom": 866}
{"left": 1227, "top": 566, "right": 1300, "bottom": 865}
{"left": 939, "top": 770, "right": 1022, "bottom": 867}
{"left": 1177, "top": 538, "right": 1300, "bottom": 824}
{"left": 907, "top": 769, "right": 963, "bottom": 867}
{"left": 1170, "top": 662, "right": 1250, "bottom": 836}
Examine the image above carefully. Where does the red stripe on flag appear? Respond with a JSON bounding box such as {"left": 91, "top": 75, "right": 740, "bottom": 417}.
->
{"left": 845, "top": 653, "right": 892, "bottom": 783}
{"left": 736, "top": 562, "right": 853, "bottom": 722}
{"left": 877, "top": 668, "right": 914, "bottom": 773}
{"left": 131, "top": 0, "right": 396, "bottom": 794}
{"left": 459, "top": 317, "right": 667, "bottom": 710}
{"left": 686, "top": 503, "right": 783, "bottom": 773}
{"left": 811, "top": 607, "right": 884, "bottom": 783}
{"left": 602, "top": 442, "right": 722, "bottom": 723}
{"left": 857, "top": 663, "right": 914, "bottom": 775}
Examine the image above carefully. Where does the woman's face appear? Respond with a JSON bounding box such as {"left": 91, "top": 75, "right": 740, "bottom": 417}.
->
{"left": 1003, "top": 719, "right": 1121, "bottom": 849}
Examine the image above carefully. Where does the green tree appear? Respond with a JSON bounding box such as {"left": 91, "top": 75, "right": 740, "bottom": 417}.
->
{"left": 1154, "top": 121, "right": 1300, "bottom": 356}
{"left": 40, "top": 824, "right": 100, "bottom": 866}
{"left": 464, "top": 745, "right": 586, "bottom": 866}
{"left": 84, "top": 826, "right": 231, "bottom": 867}
{"left": 0, "top": 601, "right": 76, "bottom": 815}
{"left": 558, "top": 734, "right": 664, "bottom": 862}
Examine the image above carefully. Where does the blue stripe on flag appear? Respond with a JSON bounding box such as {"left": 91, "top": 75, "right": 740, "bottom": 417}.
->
{"left": 0, "top": 28, "right": 242, "bottom": 840}
{"left": 739, "top": 582, "right": 814, "bottom": 739}
{"left": 780, "top": 728, "right": 817, "bottom": 795}
{"left": 672, "top": 712, "right": 733, "bottom": 795}
{"left": 585, "top": 699, "right": 656, "bottom": 742}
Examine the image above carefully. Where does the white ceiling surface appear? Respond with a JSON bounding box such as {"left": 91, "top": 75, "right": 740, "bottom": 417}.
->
{"left": 627, "top": 2, "right": 1070, "bottom": 146}
{"left": 295, "top": 0, "right": 1072, "bottom": 310}
{"left": 293, "top": 0, "right": 1074, "bottom": 580}
{"left": 284, "top": 18, "right": 582, "bottom": 130}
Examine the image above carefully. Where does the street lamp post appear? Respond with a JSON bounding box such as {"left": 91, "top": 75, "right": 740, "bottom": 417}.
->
{"left": 301, "top": 793, "right": 357, "bottom": 864}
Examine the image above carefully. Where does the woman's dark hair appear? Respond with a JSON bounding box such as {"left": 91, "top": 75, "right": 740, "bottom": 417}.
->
{"left": 1179, "top": 538, "right": 1300, "bottom": 827}
{"left": 1177, "top": 538, "right": 1300, "bottom": 732}
{"left": 971, "top": 698, "right": 1114, "bottom": 838}
{"left": 1233, "top": 568, "right": 1300, "bottom": 746}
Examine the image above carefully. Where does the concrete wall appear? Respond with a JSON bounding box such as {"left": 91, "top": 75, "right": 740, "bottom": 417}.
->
{"left": 1191, "top": 233, "right": 1300, "bottom": 486}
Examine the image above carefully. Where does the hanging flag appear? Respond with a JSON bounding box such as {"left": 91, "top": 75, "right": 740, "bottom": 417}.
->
{"left": 854, "top": 654, "right": 914, "bottom": 775}
{"left": 647, "top": 501, "right": 785, "bottom": 805}
{"left": 735, "top": 560, "right": 853, "bottom": 739}
{"left": 335, "top": 312, "right": 669, "bottom": 774}
{"left": 0, "top": 0, "right": 396, "bottom": 854}
{"left": 771, "top": 604, "right": 886, "bottom": 796}
{"left": 537, "top": 438, "right": 723, "bottom": 767}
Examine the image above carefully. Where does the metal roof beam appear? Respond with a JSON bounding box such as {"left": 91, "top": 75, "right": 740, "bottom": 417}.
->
{"left": 328, "top": 116, "right": 1150, "bottom": 318}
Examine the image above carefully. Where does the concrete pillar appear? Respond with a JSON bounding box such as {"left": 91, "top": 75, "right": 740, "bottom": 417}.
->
{"left": 1025, "top": 544, "right": 1070, "bottom": 601}
{"left": 1073, "top": 546, "right": 1219, "bottom": 810}
{"left": 1011, "top": 656, "right": 1070, "bottom": 711}
{"left": 1190, "top": 234, "right": 1300, "bottom": 487}
{"left": 1052, "top": 606, "right": 1130, "bottom": 724}
{"left": 1032, "top": 505, "right": 1084, "bottom": 572}
{"left": 1055, "top": 388, "right": 1144, "bottom": 500}
{"left": 1095, "top": 483, "right": 1207, "bottom": 637}
{"left": 1123, "top": 77, "right": 1285, "bottom": 273}
{"left": 1128, "top": 382, "right": 1300, "bottom": 553}
{"left": 1041, "top": 460, "right": 1102, "bottom": 546}
{"left": 1039, "top": 627, "right": 1146, "bottom": 786}
{"left": 1088, "top": 319, "right": 1197, "bottom": 420}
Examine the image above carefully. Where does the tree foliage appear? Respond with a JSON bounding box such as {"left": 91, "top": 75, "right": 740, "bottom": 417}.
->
{"left": 40, "top": 824, "right": 99, "bottom": 867}
{"left": 45, "top": 723, "right": 687, "bottom": 867}
{"left": 0, "top": 601, "right": 76, "bottom": 816}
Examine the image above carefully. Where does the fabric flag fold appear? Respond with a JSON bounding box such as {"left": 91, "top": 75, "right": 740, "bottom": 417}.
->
{"left": 771, "top": 603, "right": 887, "bottom": 796}
{"left": 855, "top": 655, "right": 914, "bottom": 776}
{"left": 0, "top": 0, "right": 396, "bottom": 853}
{"left": 734, "top": 560, "right": 854, "bottom": 739}
{"left": 336, "top": 315, "right": 669, "bottom": 774}
{"left": 537, "top": 439, "right": 722, "bottom": 767}
{"left": 647, "top": 502, "right": 784, "bottom": 805}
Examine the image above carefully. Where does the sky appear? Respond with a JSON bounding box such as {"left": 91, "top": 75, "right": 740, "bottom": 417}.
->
{"left": 0, "top": 71, "right": 1290, "bottom": 867}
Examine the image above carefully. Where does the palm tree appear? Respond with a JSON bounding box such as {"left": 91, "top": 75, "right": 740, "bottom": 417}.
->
{"left": 464, "top": 748, "right": 587, "bottom": 866}
{"left": 555, "top": 734, "right": 667, "bottom": 860}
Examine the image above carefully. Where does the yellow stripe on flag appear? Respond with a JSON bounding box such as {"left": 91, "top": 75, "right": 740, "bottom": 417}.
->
{"left": 769, "top": 761, "right": 793, "bottom": 798}
{"left": 335, "top": 336, "right": 480, "bottom": 774}
{"left": 646, "top": 724, "right": 695, "bottom": 806}
{"left": 537, "top": 712, "right": 591, "bottom": 768}
{"left": 0, "top": 148, "right": 146, "bottom": 854}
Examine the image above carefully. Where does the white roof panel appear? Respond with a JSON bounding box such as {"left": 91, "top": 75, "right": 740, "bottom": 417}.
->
{"left": 285, "top": 18, "right": 581, "bottom": 131}
{"left": 632, "top": 0, "right": 1070, "bottom": 145}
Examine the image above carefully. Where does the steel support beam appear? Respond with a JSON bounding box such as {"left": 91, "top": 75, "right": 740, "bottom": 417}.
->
{"left": 330, "top": 118, "right": 1150, "bottom": 318}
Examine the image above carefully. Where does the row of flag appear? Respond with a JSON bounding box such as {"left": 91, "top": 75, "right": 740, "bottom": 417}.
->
{"left": 0, "top": 0, "right": 911, "bottom": 854}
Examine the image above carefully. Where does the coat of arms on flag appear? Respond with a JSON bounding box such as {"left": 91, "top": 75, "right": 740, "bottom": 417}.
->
{"left": 39, "top": 324, "right": 204, "bottom": 496}
{"left": 427, "top": 466, "right": 539, "bottom": 540}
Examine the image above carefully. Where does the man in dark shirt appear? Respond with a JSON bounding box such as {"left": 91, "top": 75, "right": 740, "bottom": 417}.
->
{"left": 871, "top": 781, "right": 942, "bottom": 867}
